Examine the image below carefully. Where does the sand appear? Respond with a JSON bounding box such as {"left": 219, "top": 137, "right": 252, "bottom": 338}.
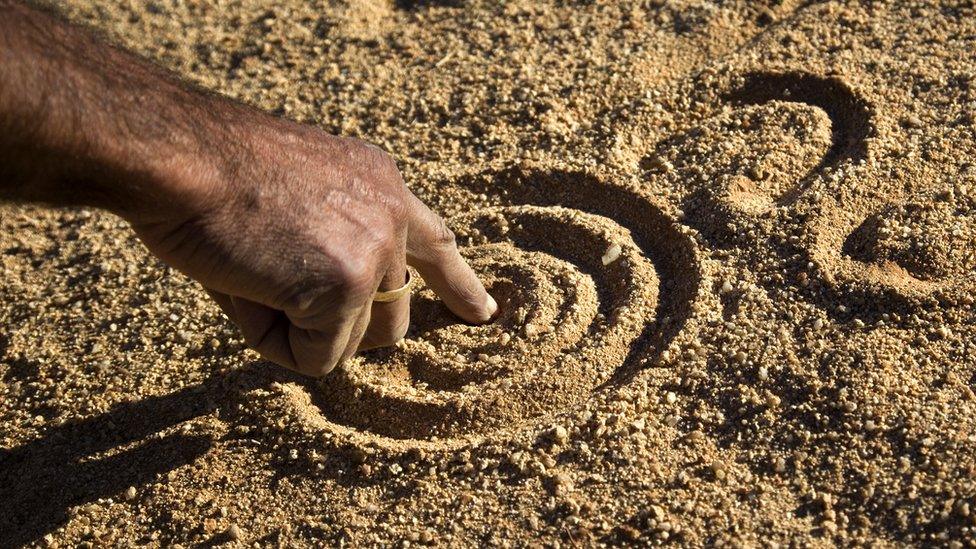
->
{"left": 2, "top": 0, "right": 975, "bottom": 546}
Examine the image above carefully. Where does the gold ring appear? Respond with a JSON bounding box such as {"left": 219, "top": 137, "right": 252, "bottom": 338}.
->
{"left": 372, "top": 270, "right": 412, "bottom": 303}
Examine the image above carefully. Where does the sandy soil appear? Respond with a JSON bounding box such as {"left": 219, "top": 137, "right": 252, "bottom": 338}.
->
{"left": 2, "top": 0, "right": 976, "bottom": 546}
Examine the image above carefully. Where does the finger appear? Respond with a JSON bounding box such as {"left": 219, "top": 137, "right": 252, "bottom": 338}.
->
{"left": 287, "top": 319, "right": 351, "bottom": 377}
{"left": 360, "top": 235, "right": 410, "bottom": 351}
{"left": 204, "top": 288, "right": 235, "bottom": 320}
{"left": 343, "top": 302, "right": 374, "bottom": 360}
{"left": 404, "top": 192, "right": 497, "bottom": 324}
{"left": 280, "top": 270, "right": 380, "bottom": 376}
{"left": 229, "top": 295, "right": 299, "bottom": 371}
{"left": 205, "top": 288, "right": 349, "bottom": 376}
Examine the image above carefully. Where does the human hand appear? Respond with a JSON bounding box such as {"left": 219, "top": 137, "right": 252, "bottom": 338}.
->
{"left": 130, "top": 116, "right": 497, "bottom": 376}
{"left": 0, "top": 1, "right": 496, "bottom": 376}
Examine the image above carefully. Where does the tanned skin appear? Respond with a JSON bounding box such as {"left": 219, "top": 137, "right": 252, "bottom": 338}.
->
{"left": 0, "top": 1, "right": 497, "bottom": 377}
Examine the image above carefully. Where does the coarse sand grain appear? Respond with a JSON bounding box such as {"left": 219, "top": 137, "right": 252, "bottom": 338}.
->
{"left": 2, "top": 0, "right": 976, "bottom": 546}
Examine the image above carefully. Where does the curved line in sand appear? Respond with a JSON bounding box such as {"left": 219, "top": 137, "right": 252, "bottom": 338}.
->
{"left": 286, "top": 168, "right": 706, "bottom": 451}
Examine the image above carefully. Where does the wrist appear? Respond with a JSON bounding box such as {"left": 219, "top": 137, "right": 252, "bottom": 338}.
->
{"left": 78, "top": 97, "right": 250, "bottom": 226}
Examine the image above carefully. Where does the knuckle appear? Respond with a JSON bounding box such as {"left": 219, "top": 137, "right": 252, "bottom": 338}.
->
{"left": 387, "top": 189, "right": 409, "bottom": 225}
{"left": 336, "top": 256, "right": 376, "bottom": 302}
{"left": 430, "top": 217, "right": 458, "bottom": 253}
{"left": 349, "top": 139, "right": 399, "bottom": 175}
{"left": 370, "top": 218, "right": 398, "bottom": 248}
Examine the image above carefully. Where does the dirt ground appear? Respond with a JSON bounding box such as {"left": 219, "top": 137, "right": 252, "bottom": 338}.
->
{"left": 2, "top": 0, "right": 976, "bottom": 546}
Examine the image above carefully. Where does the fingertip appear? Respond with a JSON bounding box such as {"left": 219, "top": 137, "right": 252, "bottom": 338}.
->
{"left": 452, "top": 287, "right": 498, "bottom": 325}
{"left": 487, "top": 292, "right": 498, "bottom": 312}
{"left": 482, "top": 292, "right": 499, "bottom": 322}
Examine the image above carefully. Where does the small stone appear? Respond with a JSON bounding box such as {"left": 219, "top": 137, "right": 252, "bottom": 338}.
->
{"left": 774, "top": 457, "right": 787, "bottom": 473}
{"left": 124, "top": 486, "right": 137, "bottom": 501}
{"left": 620, "top": 525, "right": 641, "bottom": 541}
{"left": 601, "top": 243, "right": 622, "bottom": 266}
{"left": 956, "top": 501, "right": 971, "bottom": 517}
{"left": 549, "top": 472, "right": 574, "bottom": 495}
{"left": 226, "top": 524, "right": 242, "bottom": 541}
{"left": 710, "top": 461, "right": 727, "bottom": 480}
{"left": 720, "top": 280, "right": 734, "bottom": 293}
{"left": 552, "top": 425, "right": 569, "bottom": 443}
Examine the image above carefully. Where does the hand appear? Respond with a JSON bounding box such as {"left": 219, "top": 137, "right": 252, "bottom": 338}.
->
{"left": 0, "top": 1, "right": 497, "bottom": 377}
{"left": 131, "top": 117, "right": 497, "bottom": 376}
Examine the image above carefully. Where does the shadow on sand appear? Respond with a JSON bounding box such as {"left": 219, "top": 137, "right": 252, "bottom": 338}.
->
{"left": 0, "top": 367, "right": 272, "bottom": 547}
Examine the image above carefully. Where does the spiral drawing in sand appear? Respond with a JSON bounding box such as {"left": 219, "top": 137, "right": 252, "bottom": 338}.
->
{"left": 647, "top": 70, "right": 970, "bottom": 317}
{"left": 731, "top": 72, "right": 974, "bottom": 306}
{"left": 275, "top": 168, "right": 703, "bottom": 452}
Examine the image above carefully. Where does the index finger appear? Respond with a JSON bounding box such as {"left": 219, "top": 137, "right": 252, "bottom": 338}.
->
{"left": 403, "top": 191, "right": 497, "bottom": 324}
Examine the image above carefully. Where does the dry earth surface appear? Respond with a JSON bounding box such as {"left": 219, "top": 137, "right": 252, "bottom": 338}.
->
{"left": 2, "top": 0, "right": 976, "bottom": 546}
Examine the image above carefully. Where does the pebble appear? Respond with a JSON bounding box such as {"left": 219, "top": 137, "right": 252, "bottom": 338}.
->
{"left": 124, "top": 486, "right": 137, "bottom": 501}
{"left": 601, "top": 243, "right": 622, "bottom": 265}
{"left": 552, "top": 425, "right": 569, "bottom": 443}
{"left": 226, "top": 524, "right": 242, "bottom": 541}
{"left": 774, "top": 457, "right": 787, "bottom": 473}
{"left": 709, "top": 461, "right": 727, "bottom": 480}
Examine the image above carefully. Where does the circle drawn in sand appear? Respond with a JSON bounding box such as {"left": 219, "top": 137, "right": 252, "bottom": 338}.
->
{"left": 284, "top": 169, "right": 703, "bottom": 451}
{"left": 840, "top": 191, "right": 976, "bottom": 296}
{"left": 643, "top": 71, "right": 873, "bottom": 236}
{"left": 709, "top": 72, "right": 971, "bottom": 309}
{"left": 316, "top": 206, "right": 656, "bottom": 441}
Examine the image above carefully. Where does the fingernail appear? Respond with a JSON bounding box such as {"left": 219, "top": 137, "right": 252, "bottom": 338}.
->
{"left": 484, "top": 293, "right": 499, "bottom": 320}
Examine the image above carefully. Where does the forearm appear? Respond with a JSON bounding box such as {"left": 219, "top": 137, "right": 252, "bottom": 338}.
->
{"left": 0, "top": 0, "right": 242, "bottom": 220}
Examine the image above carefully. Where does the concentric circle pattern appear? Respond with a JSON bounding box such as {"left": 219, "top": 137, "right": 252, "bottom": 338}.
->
{"left": 313, "top": 205, "right": 659, "bottom": 443}
{"left": 248, "top": 167, "right": 708, "bottom": 454}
